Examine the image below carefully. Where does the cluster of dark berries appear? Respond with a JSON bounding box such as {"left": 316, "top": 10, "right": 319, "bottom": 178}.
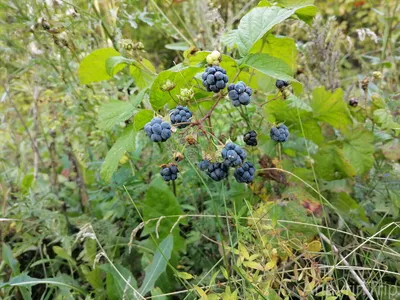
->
{"left": 160, "top": 164, "right": 179, "bottom": 181}
{"left": 234, "top": 162, "right": 255, "bottom": 183}
{"left": 221, "top": 142, "right": 247, "bottom": 166}
{"left": 228, "top": 82, "right": 252, "bottom": 106}
{"left": 144, "top": 117, "right": 172, "bottom": 142}
{"left": 349, "top": 98, "right": 358, "bottom": 107}
{"left": 171, "top": 106, "right": 192, "bottom": 128}
{"left": 198, "top": 142, "right": 255, "bottom": 183}
{"left": 202, "top": 66, "right": 229, "bottom": 93}
{"left": 275, "top": 79, "right": 290, "bottom": 89}
{"left": 202, "top": 160, "right": 230, "bottom": 181}
{"left": 270, "top": 124, "right": 290, "bottom": 143}
{"left": 244, "top": 130, "right": 257, "bottom": 146}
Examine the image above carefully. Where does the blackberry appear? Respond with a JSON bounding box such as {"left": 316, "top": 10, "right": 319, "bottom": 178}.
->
{"left": 349, "top": 98, "right": 358, "bottom": 107}
{"left": 160, "top": 164, "right": 179, "bottom": 181}
{"left": 144, "top": 117, "right": 172, "bottom": 142}
{"left": 201, "top": 66, "right": 229, "bottom": 93}
{"left": 206, "top": 162, "right": 229, "bottom": 181}
{"left": 270, "top": 124, "right": 290, "bottom": 143}
{"left": 170, "top": 106, "right": 192, "bottom": 128}
{"left": 234, "top": 162, "right": 256, "bottom": 184}
{"left": 221, "top": 142, "right": 247, "bottom": 167}
{"left": 198, "top": 159, "right": 211, "bottom": 171}
{"left": 275, "top": 79, "right": 289, "bottom": 89}
{"left": 227, "top": 82, "right": 252, "bottom": 106}
{"left": 244, "top": 130, "right": 257, "bottom": 146}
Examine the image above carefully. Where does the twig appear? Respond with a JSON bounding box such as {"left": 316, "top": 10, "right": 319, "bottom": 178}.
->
{"left": 319, "top": 232, "right": 375, "bottom": 300}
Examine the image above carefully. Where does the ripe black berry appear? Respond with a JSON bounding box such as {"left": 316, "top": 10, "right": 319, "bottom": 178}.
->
{"left": 349, "top": 98, "right": 358, "bottom": 107}
{"left": 221, "top": 142, "right": 247, "bottom": 167}
{"left": 227, "top": 82, "right": 252, "bottom": 106}
{"left": 160, "top": 164, "right": 179, "bottom": 181}
{"left": 201, "top": 66, "right": 229, "bottom": 93}
{"left": 144, "top": 117, "right": 172, "bottom": 142}
{"left": 170, "top": 106, "right": 192, "bottom": 128}
{"left": 198, "top": 159, "right": 211, "bottom": 171}
{"left": 244, "top": 130, "right": 257, "bottom": 146}
{"left": 205, "top": 162, "right": 229, "bottom": 181}
{"left": 276, "top": 79, "right": 289, "bottom": 89}
{"left": 270, "top": 124, "right": 290, "bottom": 143}
{"left": 234, "top": 162, "right": 255, "bottom": 184}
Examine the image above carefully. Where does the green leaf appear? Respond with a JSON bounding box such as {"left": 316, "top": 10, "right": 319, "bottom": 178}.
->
{"left": 241, "top": 53, "right": 294, "bottom": 81}
{"left": 343, "top": 127, "right": 375, "bottom": 175}
{"left": 98, "top": 100, "right": 137, "bottom": 131}
{"left": 21, "top": 174, "right": 34, "bottom": 193}
{"left": 221, "top": 29, "right": 239, "bottom": 49}
{"left": 130, "top": 59, "right": 157, "bottom": 89}
{"left": 2, "top": 243, "right": 19, "bottom": 274}
{"left": 313, "top": 146, "right": 356, "bottom": 180}
{"left": 134, "top": 109, "right": 153, "bottom": 131}
{"left": 100, "top": 125, "right": 136, "bottom": 182}
{"left": 236, "top": 5, "right": 316, "bottom": 56}
{"left": 310, "top": 87, "right": 352, "bottom": 130}
{"left": 53, "top": 246, "right": 76, "bottom": 266}
{"left": 286, "top": 94, "right": 312, "bottom": 111}
{"left": 331, "top": 193, "right": 369, "bottom": 227}
{"left": 149, "top": 66, "right": 201, "bottom": 110}
{"left": 139, "top": 234, "right": 174, "bottom": 296}
{"left": 373, "top": 109, "right": 400, "bottom": 133}
{"left": 78, "top": 48, "right": 121, "bottom": 84}
{"left": 250, "top": 35, "right": 298, "bottom": 72}
{"left": 105, "top": 56, "right": 132, "bottom": 76}
{"left": 100, "top": 263, "right": 138, "bottom": 300}
{"left": 0, "top": 273, "right": 87, "bottom": 295}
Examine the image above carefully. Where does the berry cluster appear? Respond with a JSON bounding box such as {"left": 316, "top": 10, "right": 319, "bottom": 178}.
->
{"left": 221, "top": 142, "right": 247, "bottom": 167}
{"left": 244, "top": 130, "right": 257, "bottom": 146}
{"left": 275, "top": 79, "right": 289, "bottom": 89}
{"left": 202, "top": 66, "right": 229, "bottom": 93}
{"left": 144, "top": 117, "right": 172, "bottom": 142}
{"left": 234, "top": 162, "right": 255, "bottom": 183}
{"left": 270, "top": 124, "right": 290, "bottom": 143}
{"left": 160, "top": 164, "right": 179, "bottom": 181}
{"left": 170, "top": 106, "right": 192, "bottom": 128}
{"left": 198, "top": 142, "right": 255, "bottom": 184}
{"left": 228, "top": 82, "right": 252, "bottom": 106}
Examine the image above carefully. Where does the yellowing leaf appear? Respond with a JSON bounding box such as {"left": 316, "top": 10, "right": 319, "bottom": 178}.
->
{"left": 176, "top": 272, "right": 193, "bottom": 280}
{"left": 194, "top": 285, "right": 208, "bottom": 299}
{"left": 243, "top": 261, "right": 264, "bottom": 271}
{"left": 307, "top": 240, "right": 322, "bottom": 253}
{"left": 238, "top": 243, "right": 250, "bottom": 260}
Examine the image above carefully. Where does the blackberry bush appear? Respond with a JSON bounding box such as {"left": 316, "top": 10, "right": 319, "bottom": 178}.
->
{"left": 160, "top": 164, "right": 179, "bottom": 181}
{"left": 201, "top": 66, "right": 229, "bottom": 93}
{"left": 244, "top": 130, "right": 257, "bottom": 146}
{"left": 170, "top": 106, "right": 192, "bottom": 128}
{"left": 144, "top": 117, "right": 172, "bottom": 142}
{"left": 228, "top": 82, "right": 252, "bottom": 106}
{"left": 234, "top": 162, "right": 255, "bottom": 184}
{"left": 270, "top": 124, "right": 290, "bottom": 143}
{"left": 221, "top": 142, "right": 247, "bottom": 167}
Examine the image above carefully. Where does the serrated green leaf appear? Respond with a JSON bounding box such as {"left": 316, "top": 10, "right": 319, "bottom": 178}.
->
{"left": 241, "top": 53, "right": 294, "bottom": 81}
{"left": 381, "top": 139, "right": 400, "bottom": 161}
{"left": 130, "top": 58, "right": 157, "bottom": 89}
{"left": 343, "top": 127, "right": 374, "bottom": 175}
{"left": 100, "top": 263, "right": 138, "bottom": 300}
{"left": 105, "top": 56, "right": 132, "bottom": 76}
{"left": 139, "top": 234, "right": 174, "bottom": 296}
{"left": 100, "top": 125, "right": 136, "bottom": 182}
{"left": 98, "top": 100, "right": 137, "bottom": 131}
{"left": 311, "top": 87, "right": 351, "bottom": 130}
{"left": 134, "top": 109, "right": 153, "bottom": 131}
{"left": 236, "top": 5, "right": 316, "bottom": 56}
{"left": 286, "top": 94, "right": 312, "bottom": 111}
{"left": 221, "top": 30, "right": 238, "bottom": 48}
{"left": 313, "top": 146, "right": 356, "bottom": 180}
{"left": 78, "top": 48, "right": 121, "bottom": 84}
{"left": 373, "top": 109, "right": 400, "bottom": 133}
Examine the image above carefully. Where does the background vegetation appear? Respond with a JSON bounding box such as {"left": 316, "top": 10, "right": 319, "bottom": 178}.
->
{"left": 0, "top": 0, "right": 399, "bottom": 299}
